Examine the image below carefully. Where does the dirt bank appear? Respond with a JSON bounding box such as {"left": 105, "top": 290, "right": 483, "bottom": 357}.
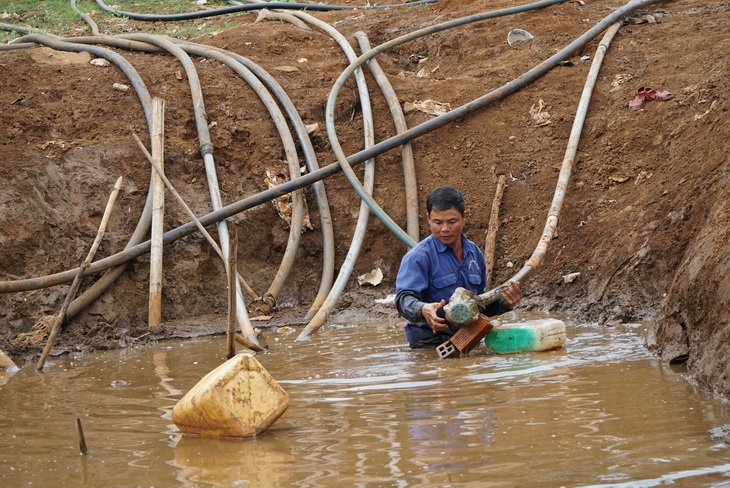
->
{"left": 1, "top": 0, "right": 728, "bottom": 397}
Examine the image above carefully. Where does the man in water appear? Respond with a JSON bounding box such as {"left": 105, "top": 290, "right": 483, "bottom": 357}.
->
{"left": 395, "top": 186, "right": 522, "bottom": 349}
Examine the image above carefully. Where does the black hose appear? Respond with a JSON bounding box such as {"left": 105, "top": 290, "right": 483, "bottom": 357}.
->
{"left": 0, "top": 0, "right": 661, "bottom": 294}
{"left": 66, "top": 34, "right": 338, "bottom": 316}
{"left": 70, "top": 0, "right": 100, "bottom": 36}
{"left": 92, "top": 0, "right": 438, "bottom": 21}
{"left": 9, "top": 34, "right": 156, "bottom": 319}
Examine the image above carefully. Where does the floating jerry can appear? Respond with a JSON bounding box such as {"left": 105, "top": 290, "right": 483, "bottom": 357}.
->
{"left": 485, "top": 318, "right": 567, "bottom": 354}
{"left": 172, "top": 353, "right": 289, "bottom": 438}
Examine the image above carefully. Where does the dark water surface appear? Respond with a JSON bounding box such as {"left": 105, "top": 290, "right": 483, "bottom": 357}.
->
{"left": 2, "top": 313, "right": 730, "bottom": 487}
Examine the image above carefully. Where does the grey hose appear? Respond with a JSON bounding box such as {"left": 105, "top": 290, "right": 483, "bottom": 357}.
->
{"left": 198, "top": 46, "right": 336, "bottom": 321}
{"left": 106, "top": 35, "right": 336, "bottom": 319}
{"left": 4, "top": 32, "right": 336, "bottom": 321}
{"left": 116, "top": 33, "right": 261, "bottom": 346}
{"left": 354, "top": 31, "right": 419, "bottom": 242}
{"left": 70, "top": 0, "right": 100, "bottom": 36}
{"left": 288, "top": 10, "right": 376, "bottom": 340}
{"left": 168, "top": 39, "right": 333, "bottom": 316}
{"left": 92, "top": 0, "right": 439, "bottom": 21}
{"left": 1, "top": 0, "right": 660, "bottom": 295}
{"left": 133, "top": 36, "right": 309, "bottom": 308}
{"left": 325, "top": 0, "right": 571, "bottom": 247}
{"left": 8, "top": 34, "right": 156, "bottom": 322}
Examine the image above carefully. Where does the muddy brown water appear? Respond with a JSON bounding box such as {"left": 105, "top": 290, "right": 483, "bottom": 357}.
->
{"left": 2, "top": 313, "right": 730, "bottom": 487}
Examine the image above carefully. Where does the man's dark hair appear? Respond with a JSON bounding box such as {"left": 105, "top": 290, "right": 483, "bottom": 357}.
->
{"left": 427, "top": 186, "right": 465, "bottom": 214}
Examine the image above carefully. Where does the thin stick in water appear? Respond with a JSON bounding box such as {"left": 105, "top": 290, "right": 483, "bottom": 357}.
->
{"left": 76, "top": 417, "right": 88, "bottom": 455}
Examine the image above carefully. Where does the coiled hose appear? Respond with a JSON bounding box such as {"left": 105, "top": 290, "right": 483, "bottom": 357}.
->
{"left": 281, "top": 10, "right": 377, "bottom": 339}
{"left": 324, "top": 0, "right": 571, "bottom": 248}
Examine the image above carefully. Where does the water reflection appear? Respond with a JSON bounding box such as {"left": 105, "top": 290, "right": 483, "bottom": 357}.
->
{"left": 1, "top": 316, "right": 730, "bottom": 487}
{"left": 174, "top": 435, "right": 297, "bottom": 486}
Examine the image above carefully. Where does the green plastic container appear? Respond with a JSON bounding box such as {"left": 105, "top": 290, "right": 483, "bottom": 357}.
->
{"left": 485, "top": 318, "right": 566, "bottom": 354}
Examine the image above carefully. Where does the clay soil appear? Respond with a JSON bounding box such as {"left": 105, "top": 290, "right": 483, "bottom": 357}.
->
{"left": 1, "top": 1, "right": 729, "bottom": 397}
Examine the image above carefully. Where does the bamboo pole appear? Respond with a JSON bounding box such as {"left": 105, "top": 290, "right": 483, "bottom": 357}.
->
{"left": 131, "top": 133, "right": 260, "bottom": 301}
{"left": 234, "top": 332, "right": 260, "bottom": 350}
{"left": 36, "top": 176, "right": 123, "bottom": 371}
{"left": 132, "top": 133, "right": 264, "bottom": 353}
{"left": 484, "top": 174, "right": 506, "bottom": 289}
{"left": 227, "top": 224, "right": 237, "bottom": 359}
{"left": 149, "top": 98, "right": 165, "bottom": 327}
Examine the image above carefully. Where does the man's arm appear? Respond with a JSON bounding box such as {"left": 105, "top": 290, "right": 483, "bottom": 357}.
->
{"left": 480, "top": 282, "right": 523, "bottom": 316}
{"left": 396, "top": 292, "right": 448, "bottom": 331}
{"left": 395, "top": 291, "right": 425, "bottom": 323}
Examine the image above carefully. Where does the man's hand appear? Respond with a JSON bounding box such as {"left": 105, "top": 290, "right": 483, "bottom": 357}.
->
{"left": 499, "top": 282, "right": 523, "bottom": 310}
{"left": 422, "top": 299, "right": 448, "bottom": 332}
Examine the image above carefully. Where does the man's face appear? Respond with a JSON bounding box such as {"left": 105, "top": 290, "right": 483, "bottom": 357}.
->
{"left": 428, "top": 208, "right": 466, "bottom": 248}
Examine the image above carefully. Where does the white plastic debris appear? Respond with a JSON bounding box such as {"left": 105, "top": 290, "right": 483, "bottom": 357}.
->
{"left": 90, "top": 58, "right": 110, "bottom": 67}
{"left": 412, "top": 100, "right": 451, "bottom": 117}
{"left": 562, "top": 272, "right": 580, "bottom": 283}
{"left": 507, "top": 29, "right": 534, "bottom": 48}
{"left": 357, "top": 268, "right": 383, "bottom": 286}
{"left": 374, "top": 294, "right": 396, "bottom": 305}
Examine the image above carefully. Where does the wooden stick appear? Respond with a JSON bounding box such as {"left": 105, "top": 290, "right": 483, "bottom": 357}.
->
{"left": 484, "top": 174, "right": 506, "bottom": 289}
{"left": 131, "top": 132, "right": 260, "bottom": 301}
{"left": 149, "top": 98, "right": 165, "bottom": 327}
{"left": 76, "top": 418, "right": 88, "bottom": 455}
{"left": 36, "top": 176, "right": 124, "bottom": 371}
{"left": 227, "top": 223, "right": 238, "bottom": 360}
{"left": 235, "top": 332, "right": 261, "bottom": 351}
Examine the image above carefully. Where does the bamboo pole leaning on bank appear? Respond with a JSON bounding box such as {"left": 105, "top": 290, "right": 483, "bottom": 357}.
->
{"left": 149, "top": 98, "right": 165, "bottom": 327}
{"left": 484, "top": 174, "right": 506, "bottom": 289}
{"left": 227, "top": 224, "right": 238, "bottom": 360}
{"left": 36, "top": 176, "right": 124, "bottom": 371}
{"left": 131, "top": 133, "right": 264, "bottom": 353}
{"left": 131, "top": 132, "right": 260, "bottom": 302}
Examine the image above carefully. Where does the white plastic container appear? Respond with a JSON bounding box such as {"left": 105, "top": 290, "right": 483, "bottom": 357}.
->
{"left": 485, "top": 318, "right": 567, "bottom": 354}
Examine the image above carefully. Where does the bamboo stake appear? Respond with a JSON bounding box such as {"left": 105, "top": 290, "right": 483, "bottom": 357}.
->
{"left": 131, "top": 132, "right": 260, "bottom": 301}
{"left": 149, "top": 98, "right": 165, "bottom": 327}
{"left": 76, "top": 418, "right": 88, "bottom": 455}
{"left": 234, "top": 332, "right": 260, "bottom": 351}
{"left": 132, "top": 133, "right": 264, "bottom": 353}
{"left": 227, "top": 224, "right": 237, "bottom": 360}
{"left": 36, "top": 176, "right": 124, "bottom": 371}
{"left": 484, "top": 174, "right": 506, "bottom": 289}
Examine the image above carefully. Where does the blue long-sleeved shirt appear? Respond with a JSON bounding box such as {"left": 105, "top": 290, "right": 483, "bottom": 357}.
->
{"left": 395, "top": 234, "right": 507, "bottom": 343}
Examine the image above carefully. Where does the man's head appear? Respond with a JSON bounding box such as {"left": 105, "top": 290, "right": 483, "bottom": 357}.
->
{"left": 426, "top": 186, "right": 465, "bottom": 215}
{"left": 427, "top": 186, "right": 466, "bottom": 249}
